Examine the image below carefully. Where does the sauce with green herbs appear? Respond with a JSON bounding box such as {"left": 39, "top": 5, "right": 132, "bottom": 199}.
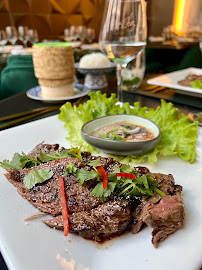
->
{"left": 90, "top": 121, "right": 154, "bottom": 142}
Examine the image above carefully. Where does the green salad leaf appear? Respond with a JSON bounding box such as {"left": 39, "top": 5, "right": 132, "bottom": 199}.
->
{"left": 190, "top": 80, "right": 202, "bottom": 89}
{"left": 58, "top": 91, "right": 198, "bottom": 164}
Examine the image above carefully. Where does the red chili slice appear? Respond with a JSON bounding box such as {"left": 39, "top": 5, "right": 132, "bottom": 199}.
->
{"left": 97, "top": 166, "right": 108, "bottom": 189}
{"left": 116, "top": 173, "right": 136, "bottom": 179}
{"left": 59, "top": 176, "right": 69, "bottom": 236}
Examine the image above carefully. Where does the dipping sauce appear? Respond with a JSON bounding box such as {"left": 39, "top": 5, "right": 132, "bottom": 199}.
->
{"left": 90, "top": 121, "right": 155, "bottom": 141}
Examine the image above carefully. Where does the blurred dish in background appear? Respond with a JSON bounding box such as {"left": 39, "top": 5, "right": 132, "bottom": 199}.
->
{"left": 147, "top": 68, "right": 202, "bottom": 97}
{"left": 26, "top": 85, "right": 90, "bottom": 103}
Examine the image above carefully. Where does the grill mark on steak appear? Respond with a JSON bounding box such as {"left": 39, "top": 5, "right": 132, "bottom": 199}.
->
{"left": 43, "top": 198, "right": 139, "bottom": 242}
{"left": 5, "top": 157, "right": 103, "bottom": 216}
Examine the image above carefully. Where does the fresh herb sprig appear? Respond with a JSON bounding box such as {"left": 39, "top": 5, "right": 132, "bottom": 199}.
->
{"left": 65, "top": 162, "right": 164, "bottom": 200}
{"left": 24, "top": 168, "right": 53, "bottom": 189}
{"left": 40, "top": 147, "right": 82, "bottom": 162}
{"left": 99, "top": 130, "right": 125, "bottom": 141}
{"left": 0, "top": 147, "right": 83, "bottom": 171}
{"left": 0, "top": 152, "right": 41, "bottom": 170}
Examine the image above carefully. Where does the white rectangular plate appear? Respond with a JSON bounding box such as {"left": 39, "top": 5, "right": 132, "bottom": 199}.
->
{"left": 0, "top": 115, "right": 202, "bottom": 270}
{"left": 147, "top": 68, "right": 202, "bottom": 96}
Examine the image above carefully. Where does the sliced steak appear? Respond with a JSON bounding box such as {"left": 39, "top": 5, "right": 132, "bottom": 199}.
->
{"left": 131, "top": 172, "right": 184, "bottom": 248}
{"left": 5, "top": 157, "right": 102, "bottom": 216}
{"left": 43, "top": 198, "right": 139, "bottom": 242}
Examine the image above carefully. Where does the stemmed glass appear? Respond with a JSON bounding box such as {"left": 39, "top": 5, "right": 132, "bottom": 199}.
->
{"left": 99, "top": 0, "right": 147, "bottom": 101}
{"left": 69, "top": 26, "right": 79, "bottom": 41}
{"left": 5, "top": 26, "right": 18, "bottom": 45}
{"left": 28, "top": 29, "right": 39, "bottom": 44}
{"left": 18, "top": 26, "right": 29, "bottom": 46}
{"left": 86, "top": 28, "right": 95, "bottom": 43}
{"left": 0, "top": 30, "right": 7, "bottom": 47}
{"left": 78, "top": 25, "right": 86, "bottom": 44}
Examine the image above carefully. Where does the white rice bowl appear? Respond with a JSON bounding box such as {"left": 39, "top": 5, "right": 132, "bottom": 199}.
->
{"left": 79, "top": 52, "right": 111, "bottom": 68}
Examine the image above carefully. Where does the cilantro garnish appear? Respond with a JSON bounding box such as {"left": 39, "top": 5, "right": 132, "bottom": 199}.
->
{"left": 87, "top": 158, "right": 102, "bottom": 168}
{"left": 40, "top": 147, "right": 82, "bottom": 162}
{"left": 120, "top": 125, "right": 133, "bottom": 130}
{"left": 64, "top": 162, "right": 164, "bottom": 200}
{"left": 65, "top": 161, "right": 78, "bottom": 174}
{"left": 76, "top": 168, "right": 100, "bottom": 185}
{"left": 91, "top": 182, "right": 116, "bottom": 200}
{"left": 0, "top": 152, "right": 41, "bottom": 170}
{"left": 99, "top": 130, "right": 125, "bottom": 141}
{"left": 23, "top": 168, "right": 53, "bottom": 189}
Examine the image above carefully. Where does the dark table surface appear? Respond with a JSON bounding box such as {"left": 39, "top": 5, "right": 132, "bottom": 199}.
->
{"left": 0, "top": 79, "right": 202, "bottom": 270}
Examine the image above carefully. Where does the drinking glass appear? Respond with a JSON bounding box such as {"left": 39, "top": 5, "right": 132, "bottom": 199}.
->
{"left": 5, "top": 26, "right": 18, "bottom": 45}
{"left": 69, "top": 25, "right": 79, "bottom": 41}
{"left": 0, "top": 30, "right": 7, "bottom": 47}
{"left": 86, "top": 28, "right": 95, "bottom": 43}
{"left": 64, "top": 28, "right": 72, "bottom": 42}
{"left": 78, "top": 25, "right": 86, "bottom": 43}
{"left": 28, "top": 29, "right": 39, "bottom": 44}
{"left": 99, "top": 0, "right": 147, "bottom": 101}
{"left": 18, "top": 26, "right": 29, "bottom": 46}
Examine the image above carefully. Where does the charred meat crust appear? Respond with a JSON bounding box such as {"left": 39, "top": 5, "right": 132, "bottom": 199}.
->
{"left": 43, "top": 197, "right": 139, "bottom": 242}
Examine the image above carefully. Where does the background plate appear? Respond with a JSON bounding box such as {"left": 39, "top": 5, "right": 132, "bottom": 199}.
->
{"left": 26, "top": 86, "right": 90, "bottom": 103}
{"left": 0, "top": 115, "right": 202, "bottom": 270}
{"left": 147, "top": 68, "right": 202, "bottom": 97}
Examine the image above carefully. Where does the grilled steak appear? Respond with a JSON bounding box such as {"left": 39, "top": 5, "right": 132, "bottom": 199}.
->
{"left": 5, "top": 157, "right": 103, "bottom": 216}
{"left": 3, "top": 143, "right": 185, "bottom": 247}
{"left": 131, "top": 173, "right": 184, "bottom": 248}
{"left": 43, "top": 198, "right": 139, "bottom": 242}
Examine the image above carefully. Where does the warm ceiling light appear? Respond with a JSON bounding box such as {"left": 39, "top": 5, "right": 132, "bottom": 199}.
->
{"left": 172, "top": 0, "right": 186, "bottom": 35}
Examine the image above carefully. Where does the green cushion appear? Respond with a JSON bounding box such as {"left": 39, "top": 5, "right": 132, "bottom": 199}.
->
{"left": 178, "top": 45, "right": 202, "bottom": 70}
{"left": 1, "top": 57, "right": 38, "bottom": 99}
{"left": 7, "top": 54, "right": 33, "bottom": 66}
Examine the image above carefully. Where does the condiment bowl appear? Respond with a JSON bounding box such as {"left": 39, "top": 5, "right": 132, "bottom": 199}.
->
{"left": 81, "top": 114, "right": 160, "bottom": 155}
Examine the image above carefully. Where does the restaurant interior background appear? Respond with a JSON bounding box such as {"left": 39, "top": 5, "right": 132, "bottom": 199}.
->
{"left": 0, "top": 0, "right": 202, "bottom": 99}
{"left": 0, "top": 0, "right": 201, "bottom": 40}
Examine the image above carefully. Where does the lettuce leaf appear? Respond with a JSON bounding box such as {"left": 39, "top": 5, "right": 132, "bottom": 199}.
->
{"left": 58, "top": 91, "right": 198, "bottom": 164}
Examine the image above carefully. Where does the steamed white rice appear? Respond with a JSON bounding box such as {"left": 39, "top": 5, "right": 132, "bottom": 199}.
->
{"left": 79, "top": 52, "right": 111, "bottom": 68}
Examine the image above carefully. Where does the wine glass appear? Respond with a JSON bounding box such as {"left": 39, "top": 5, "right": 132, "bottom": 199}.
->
{"left": 0, "top": 30, "right": 7, "bottom": 47}
{"left": 18, "top": 26, "right": 29, "bottom": 46}
{"left": 64, "top": 28, "right": 72, "bottom": 42}
{"left": 78, "top": 25, "right": 86, "bottom": 44}
{"left": 5, "top": 26, "right": 18, "bottom": 45}
{"left": 86, "top": 28, "right": 95, "bottom": 43}
{"left": 99, "top": 0, "right": 147, "bottom": 101}
{"left": 69, "top": 25, "right": 79, "bottom": 41}
{"left": 28, "top": 29, "right": 39, "bottom": 44}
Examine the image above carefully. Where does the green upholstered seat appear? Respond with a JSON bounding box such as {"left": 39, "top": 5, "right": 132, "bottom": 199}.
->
{"left": 0, "top": 55, "right": 38, "bottom": 99}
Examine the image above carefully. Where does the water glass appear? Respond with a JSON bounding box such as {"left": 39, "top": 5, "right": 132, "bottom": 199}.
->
{"left": 122, "top": 49, "right": 146, "bottom": 90}
{"left": 99, "top": 0, "right": 147, "bottom": 101}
